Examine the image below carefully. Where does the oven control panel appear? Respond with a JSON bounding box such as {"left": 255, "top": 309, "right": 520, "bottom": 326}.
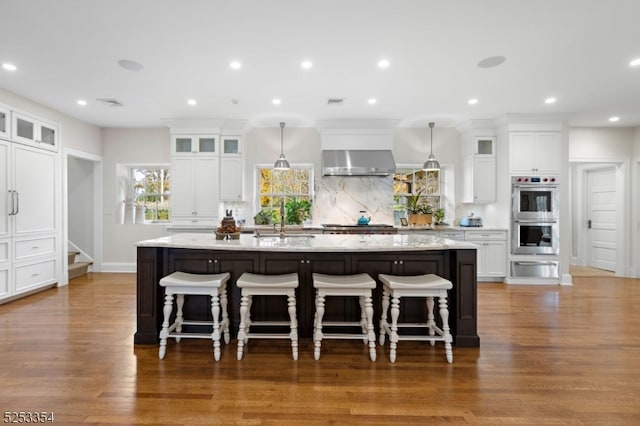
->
{"left": 512, "top": 176, "right": 558, "bottom": 184}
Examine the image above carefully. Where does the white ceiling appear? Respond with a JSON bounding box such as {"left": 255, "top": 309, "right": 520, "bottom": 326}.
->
{"left": 1, "top": 0, "right": 639, "bottom": 129}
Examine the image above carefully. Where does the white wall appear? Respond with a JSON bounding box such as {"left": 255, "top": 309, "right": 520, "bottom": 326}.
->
{"left": 101, "top": 127, "right": 170, "bottom": 270}
{"left": 0, "top": 88, "right": 102, "bottom": 155}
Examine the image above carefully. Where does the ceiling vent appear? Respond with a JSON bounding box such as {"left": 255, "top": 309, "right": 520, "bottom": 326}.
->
{"left": 327, "top": 98, "right": 345, "bottom": 105}
{"left": 96, "top": 98, "right": 125, "bottom": 107}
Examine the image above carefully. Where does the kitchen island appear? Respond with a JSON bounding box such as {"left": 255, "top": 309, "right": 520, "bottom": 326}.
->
{"left": 135, "top": 233, "right": 480, "bottom": 347}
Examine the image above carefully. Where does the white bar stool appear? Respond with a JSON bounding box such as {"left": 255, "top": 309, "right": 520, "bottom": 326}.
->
{"left": 378, "top": 274, "right": 453, "bottom": 363}
{"left": 312, "top": 273, "right": 377, "bottom": 361}
{"left": 236, "top": 272, "right": 299, "bottom": 361}
{"left": 158, "top": 271, "right": 231, "bottom": 361}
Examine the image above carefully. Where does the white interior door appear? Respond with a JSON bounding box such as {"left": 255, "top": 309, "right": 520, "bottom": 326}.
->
{"left": 587, "top": 167, "right": 616, "bottom": 271}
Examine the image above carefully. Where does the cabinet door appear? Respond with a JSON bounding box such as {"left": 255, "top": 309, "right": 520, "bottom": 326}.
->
{"left": 39, "top": 120, "right": 58, "bottom": 150}
{"left": 193, "top": 157, "right": 220, "bottom": 216}
{"left": 13, "top": 145, "right": 56, "bottom": 235}
{"left": 169, "top": 158, "right": 196, "bottom": 217}
{"left": 463, "top": 157, "right": 496, "bottom": 203}
{"left": 197, "top": 136, "right": 217, "bottom": 155}
{"left": 0, "top": 106, "right": 9, "bottom": 139}
{"left": 220, "top": 157, "right": 243, "bottom": 201}
{"left": 221, "top": 136, "right": 241, "bottom": 155}
{"left": 0, "top": 141, "right": 9, "bottom": 238}
{"left": 533, "top": 133, "right": 561, "bottom": 174}
{"left": 510, "top": 132, "right": 560, "bottom": 174}
{"left": 483, "top": 241, "right": 507, "bottom": 276}
{"left": 172, "top": 135, "right": 194, "bottom": 155}
{"left": 0, "top": 239, "right": 9, "bottom": 299}
{"left": 13, "top": 113, "right": 37, "bottom": 145}
{"left": 509, "top": 132, "right": 535, "bottom": 174}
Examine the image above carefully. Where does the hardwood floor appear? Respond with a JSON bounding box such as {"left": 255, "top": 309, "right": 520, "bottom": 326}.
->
{"left": 1, "top": 273, "right": 639, "bottom": 425}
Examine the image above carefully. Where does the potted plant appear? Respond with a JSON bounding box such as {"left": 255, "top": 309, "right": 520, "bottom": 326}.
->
{"left": 434, "top": 208, "right": 445, "bottom": 225}
{"left": 405, "top": 190, "right": 433, "bottom": 226}
{"left": 285, "top": 198, "right": 312, "bottom": 225}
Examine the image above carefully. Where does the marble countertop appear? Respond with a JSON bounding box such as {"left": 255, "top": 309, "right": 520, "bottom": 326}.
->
{"left": 137, "top": 233, "right": 478, "bottom": 252}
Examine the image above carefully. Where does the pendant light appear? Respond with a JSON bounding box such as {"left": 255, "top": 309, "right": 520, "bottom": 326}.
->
{"left": 422, "top": 122, "right": 440, "bottom": 171}
{"left": 273, "top": 121, "right": 290, "bottom": 170}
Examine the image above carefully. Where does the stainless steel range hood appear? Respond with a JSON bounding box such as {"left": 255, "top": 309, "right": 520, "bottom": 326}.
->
{"left": 321, "top": 150, "right": 396, "bottom": 176}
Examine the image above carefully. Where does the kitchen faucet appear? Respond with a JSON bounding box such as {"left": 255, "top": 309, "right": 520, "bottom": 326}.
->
{"left": 279, "top": 198, "right": 286, "bottom": 239}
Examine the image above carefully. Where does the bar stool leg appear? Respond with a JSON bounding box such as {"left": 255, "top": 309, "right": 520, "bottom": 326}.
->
{"left": 389, "top": 294, "right": 400, "bottom": 363}
{"left": 175, "top": 294, "right": 184, "bottom": 342}
{"left": 314, "top": 292, "right": 325, "bottom": 360}
{"left": 426, "top": 296, "right": 436, "bottom": 346}
{"left": 379, "top": 287, "right": 390, "bottom": 345}
{"left": 237, "top": 293, "right": 249, "bottom": 360}
{"left": 159, "top": 293, "right": 174, "bottom": 360}
{"left": 359, "top": 296, "right": 367, "bottom": 341}
{"left": 364, "top": 294, "right": 376, "bottom": 361}
{"left": 220, "top": 286, "right": 230, "bottom": 344}
{"left": 211, "top": 293, "right": 221, "bottom": 361}
{"left": 439, "top": 296, "right": 453, "bottom": 363}
{"left": 288, "top": 293, "right": 299, "bottom": 361}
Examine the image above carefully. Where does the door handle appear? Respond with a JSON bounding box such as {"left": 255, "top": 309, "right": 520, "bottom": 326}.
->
{"left": 587, "top": 219, "right": 592, "bottom": 229}
{"left": 14, "top": 191, "right": 19, "bottom": 215}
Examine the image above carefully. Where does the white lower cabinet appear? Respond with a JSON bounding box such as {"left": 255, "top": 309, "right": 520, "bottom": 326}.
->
{"left": 0, "top": 239, "right": 9, "bottom": 299}
{"left": 465, "top": 230, "right": 507, "bottom": 279}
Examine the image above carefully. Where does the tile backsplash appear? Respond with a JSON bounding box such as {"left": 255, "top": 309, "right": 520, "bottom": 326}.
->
{"left": 312, "top": 176, "right": 395, "bottom": 225}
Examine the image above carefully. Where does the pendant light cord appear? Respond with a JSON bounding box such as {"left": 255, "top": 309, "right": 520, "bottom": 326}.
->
{"left": 280, "top": 122, "right": 285, "bottom": 155}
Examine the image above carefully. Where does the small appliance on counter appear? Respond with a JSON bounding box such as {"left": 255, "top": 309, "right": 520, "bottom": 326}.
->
{"left": 460, "top": 213, "right": 483, "bottom": 227}
{"left": 357, "top": 211, "right": 371, "bottom": 225}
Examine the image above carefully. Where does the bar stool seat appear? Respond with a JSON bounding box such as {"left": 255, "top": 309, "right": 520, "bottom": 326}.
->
{"left": 312, "top": 273, "right": 377, "bottom": 361}
{"left": 236, "top": 272, "right": 299, "bottom": 360}
{"left": 158, "top": 271, "right": 230, "bottom": 361}
{"left": 378, "top": 273, "right": 453, "bottom": 363}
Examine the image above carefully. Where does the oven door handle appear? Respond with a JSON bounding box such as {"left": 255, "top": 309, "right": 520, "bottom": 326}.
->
{"left": 513, "top": 261, "right": 558, "bottom": 266}
{"left": 513, "top": 219, "right": 558, "bottom": 224}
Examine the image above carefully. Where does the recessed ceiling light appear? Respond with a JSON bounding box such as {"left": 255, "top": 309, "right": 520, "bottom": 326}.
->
{"left": 77, "top": 100, "right": 87, "bottom": 106}
{"left": 609, "top": 116, "right": 620, "bottom": 122}
{"left": 468, "top": 98, "right": 478, "bottom": 105}
{"left": 117, "top": 59, "right": 144, "bottom": 72}
{"left": 187, "top": 99, "right": 197, "bottom": 106}
{"left": 630, "top": 58, "right": 640, "bottom": 67}
{"left": 545, "top": 97, "right": 557, "bottom": 104}
{"left": 368, "top": 98, "right": 377, "bottom": 105}
{"left": 301, "top": 60, "right": 313, "bottom": 69}
{"left": 272, "top": 98, "right": 281, "bottom": 105}
{"left": 230, "top": 61, "right": 242, "bottom": 70}
{"left": 477, "top": 56, "right": 506, "bottom": 68}
{"left": 377, "top": 59, "right": 390, "bottom": 69}
{"left": 2, "top": 63, "right": 17, "bottom": 71}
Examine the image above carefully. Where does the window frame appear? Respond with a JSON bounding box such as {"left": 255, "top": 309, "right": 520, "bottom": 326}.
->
{"left": 122, "top": 164, "right": 171, "bottom": 224}
{"left": 254, "top": 163, "right": 314, "bottom": 224}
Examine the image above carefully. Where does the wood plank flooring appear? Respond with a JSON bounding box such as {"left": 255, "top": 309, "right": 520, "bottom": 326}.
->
{"left": 1, "top": 273, "right": 639, "bottom": 425}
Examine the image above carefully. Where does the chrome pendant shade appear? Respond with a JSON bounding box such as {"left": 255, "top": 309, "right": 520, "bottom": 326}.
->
{"left": 422, "top": 122, "right": 440, "bottom": 171}
{"left": 274, "top": 121, "right": 291, "bottom": 170}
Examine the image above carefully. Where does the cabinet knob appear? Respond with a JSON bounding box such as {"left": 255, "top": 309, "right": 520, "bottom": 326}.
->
{"left": 399, "top": 260, "right": 404, "bottom": 265}
{"left": 208, "top": 259, "right": 212, "bottom": 263}
{"left": 307, "top": 260, "right": 311, "bottom": 264}
{"left": 300, "top": 260, "right": 305, "bottom": 264}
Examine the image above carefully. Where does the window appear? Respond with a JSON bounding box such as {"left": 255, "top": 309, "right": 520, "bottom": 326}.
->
{"left": 131, "top": 167, "right": 170, "bottom": 222}
{"left": 393, "top": 166, "right": 441, "bottom": 210}
{"left": 256, "top": 165, "right": 313, "bottom": 224}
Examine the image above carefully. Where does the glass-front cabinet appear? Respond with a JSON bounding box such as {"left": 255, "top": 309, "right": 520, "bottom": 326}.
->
{"left": 171, "top": 134, "right": 217, "bottom": 156}
{"left": 11, "top": 112, "right": 58, "bottom": 151}
{"left": 221, "top": 136, "right": 242, "bottom": 155}
{"left": 0, "top": 105, "right": 9, "bottom": 139}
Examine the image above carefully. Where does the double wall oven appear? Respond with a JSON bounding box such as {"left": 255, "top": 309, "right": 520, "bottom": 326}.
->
{"left": 510, "top": 176, "right": 560, "bottom": 279}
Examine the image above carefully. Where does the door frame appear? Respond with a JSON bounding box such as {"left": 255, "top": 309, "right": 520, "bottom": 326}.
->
{"left": 570, "top": 161, "right": 628, "bottom": 276}
{"left": 62, "top": 148, "right": 103, "bottom": 285}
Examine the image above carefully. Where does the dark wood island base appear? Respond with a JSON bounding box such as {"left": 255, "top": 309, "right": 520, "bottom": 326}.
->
{"left": 135, "top": 244, "right": 479, "bottom": 348}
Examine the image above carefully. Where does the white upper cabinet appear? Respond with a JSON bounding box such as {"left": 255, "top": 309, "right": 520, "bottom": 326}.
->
{"left": 11, "top": 111, "right": 58, "bottom": 152}
{"left": 509, "top": 132, "right": 561, "bottom": 175}
{"left": 171, "top": 134, "right": 218, "bottom": 156}
{"left": 221, "top": 136, "right": 242, "bottom": 156}
{"left": 0, "top": 105, "right": 10, "bottom": 140}
{"left": 462, "top": 136, "right": 495, "bottom": 157}
{"left": 462, "top": 157, "right": 496, "bottom": 203}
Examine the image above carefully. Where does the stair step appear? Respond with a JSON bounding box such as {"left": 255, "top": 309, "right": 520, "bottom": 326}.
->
{"left": 68, "top": 251, "right": 80, "bottom": 265}
{"left": 69, "top": 261, "right": 93, "bottom": 280}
